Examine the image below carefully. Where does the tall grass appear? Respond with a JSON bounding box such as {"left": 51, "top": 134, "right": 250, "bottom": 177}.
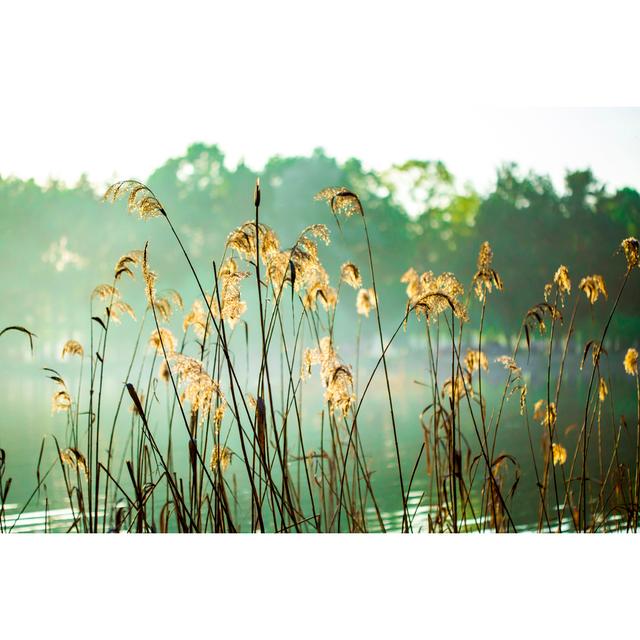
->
{"left": 1, "top": 182, "right": 639, "bottom": 533}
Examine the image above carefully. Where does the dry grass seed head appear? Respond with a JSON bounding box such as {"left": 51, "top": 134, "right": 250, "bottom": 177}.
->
{"left": 546, "top": 265, "right": 571, "bottom": 305}
{"left": 620, "top": 237, "right": 640, "bottom": 270}
{"left": 624, "top": 348, "right": 638, "bottom": 376}
{"left": 598, "top": 377, "right": 608, "bottom": 402}
{"left": 153, "top": 297, "right": 173, "bottom": 322}
{"left": 210, "top": 444, "right": 232, "bottom": 473}
{"left": 442, "top": 374, "right": 470, "bottom": 403}
{"left": 104, "top": 180, "right": 165, "bottom": 220}
{"left": 142, "top": 245, "right": 157, "bottom": 307}
{"left": 579, "top": 274, "right": 607, "bottom": 304}
{"left": 92, "top": 284, "right": 120, "bottom": 301}
{"left": 356, "top": 288, "right": 377, "bottom": 317}
{"left": 314, "top": 187, "right": 363, "bottom": 217}
{"left": 52, "top": 389, "right": 72, "bottom": 413}
{"left": 114, "top": 250, "right": 144, "bottom": 280}
{"left": 60, "top": 448, "right": 89, "bottom": 478}
{"left": 226, "top": 222, "right": 280, "bottom": 265}
{"left": 533, "top": 399, "right": 557, "bottom": 428}
{"left": 302, "top": 337, "right": 355, "bottom": 417}
{"left": 109, "top": 300, "right": 136, "bottom": 323}
{"left": 170, "top": 353, "right": 226, "bottom": 424}
{"left": 552, "top": 443, "right": 567, "bottom": 466}
{"left": 406, "top": 271, "right": 468, "bottom": 323}
{"left": 341, "top": 262, "right": 362, "bottom": 289}
{"left": 183, "top": 299, "right": 208, "bottom": 339}
{"left": 465, "top": 349, "right": 488, "bottom": 373}
{"left": 473, "top": 241, "right": 504, "bottom": 302}
{"left": 61, "top": 340, "right": 84, "bottom": 359}
{"left": 149, "top": 328, "right": 177, "bottom": 355}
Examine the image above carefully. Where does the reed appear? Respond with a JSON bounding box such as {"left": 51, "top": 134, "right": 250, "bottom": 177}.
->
{"left": 1, "top": 183, "right": 638, "bottom": 533}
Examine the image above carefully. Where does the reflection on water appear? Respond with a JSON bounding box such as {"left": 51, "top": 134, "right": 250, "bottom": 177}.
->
{"left": 1, "top": 348, "right": 637, "bottom": 533}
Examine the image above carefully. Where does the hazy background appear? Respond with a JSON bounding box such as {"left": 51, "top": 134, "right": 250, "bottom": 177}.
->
{"left": 2, "top": 136, "right": 639, "bottom": 359}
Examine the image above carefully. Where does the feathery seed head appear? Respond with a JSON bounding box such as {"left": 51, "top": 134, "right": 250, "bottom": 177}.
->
{"left": 210, "top": 444, "right": 232, "bottom": 473}
{"left": 61, "top": 340, "right": 84, "bottom": 359}
{"left": 620, "top": 237, "right": 640, "bottom": 270}
{"left": 579, "top": 274, "right": 607, "bottom": 304}
{"left": 314, "top": 187, "right": 363, "bottom": 217}
{"left": 472, "top": 241, "right": 503, "bottom": 302}
{"left": 60, "top": 448, "right": 89, "bottom": 478}
{"left": 104, "top": 180, "right": 165, "bottom": 220}
{"left": 552, "top": 443, "right": 567, "bottom": 466}
{"left": 356, "top": 288, "right": 377, "bottom": 317}
{"left": 465, "top": 349, "right": 488, "bottom": 374}
{"left": 624, "top": 348, "right": 638, "bottom": 376}
{"left": 341, "top": 262, "right": 362, "bottom": 289}
{"left": 149, "top": 328, "right": 177, "bottom": 355}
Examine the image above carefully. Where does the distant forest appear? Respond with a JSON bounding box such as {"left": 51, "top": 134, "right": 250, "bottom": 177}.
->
{"left": 2, "top": 144, "right": 639, "bottom": 350}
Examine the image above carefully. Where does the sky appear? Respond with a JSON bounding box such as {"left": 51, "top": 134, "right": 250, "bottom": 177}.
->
{"left": 1, "top": 2, "right": 638, "bottom": 195}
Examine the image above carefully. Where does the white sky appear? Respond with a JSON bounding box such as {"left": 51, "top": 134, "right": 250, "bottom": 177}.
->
{"left": 1, "top": 1, "right": 639, "bottom": 194}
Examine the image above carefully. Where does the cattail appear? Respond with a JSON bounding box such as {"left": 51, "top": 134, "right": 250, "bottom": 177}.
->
{"left": 340, "top": 262, "right": 362, "bottom": 289}
{"left": 552, "top": 443, "right": 567, "bottom": 466}
{"left": 129, "top": 390, "right": 145, "bottom": 415}
{"left": 579, "top": 274, "right": 607, "bottom": 304}
{"left": 356, "top": 288, "right": 377, "bottom": 317}
{"left": 624, "top": 348, "right": 638, "bottom": 376}
{"left": 61, "top": 340, "right": 84, "bottom": 359}
{"left": 254, "top": 177, "right": 261, "bottom": 208}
